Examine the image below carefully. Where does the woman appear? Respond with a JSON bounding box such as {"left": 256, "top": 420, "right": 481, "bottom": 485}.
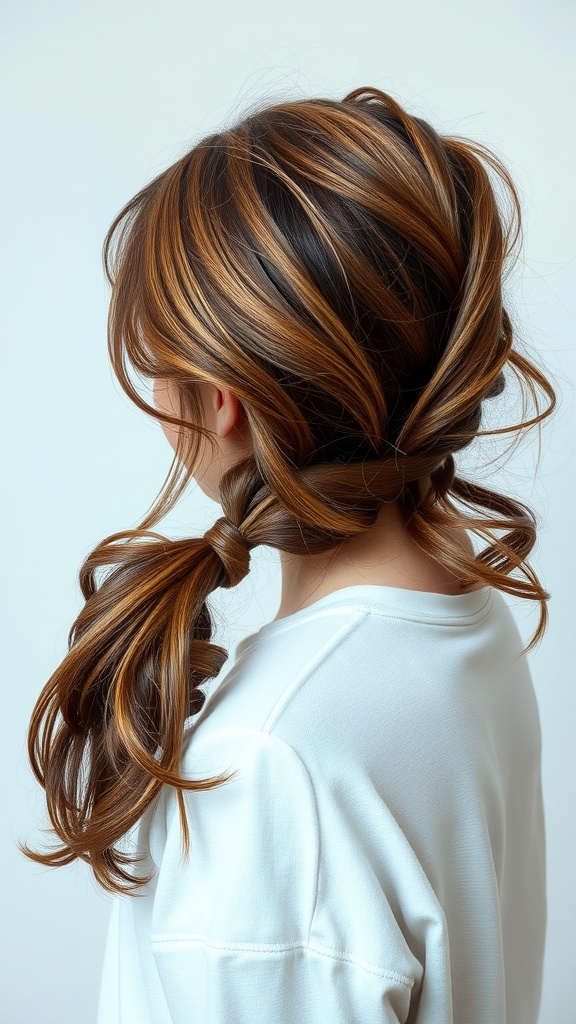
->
{"left": 21, "top": 86, "right": 555, "bottom": 1023}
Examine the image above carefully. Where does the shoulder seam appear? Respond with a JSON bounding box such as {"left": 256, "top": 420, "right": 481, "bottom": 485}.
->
{"left": 261, "top": 609, "right": 368, "bottom": 734}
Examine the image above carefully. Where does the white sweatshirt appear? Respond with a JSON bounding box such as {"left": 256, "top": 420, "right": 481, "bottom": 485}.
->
{"left": 96, "top": 583, "right": 546, "bottom": 1024}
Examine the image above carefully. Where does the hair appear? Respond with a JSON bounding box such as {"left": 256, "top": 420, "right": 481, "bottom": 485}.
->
{"left": 20, "top": 85, "right": 556, "bottom": 896}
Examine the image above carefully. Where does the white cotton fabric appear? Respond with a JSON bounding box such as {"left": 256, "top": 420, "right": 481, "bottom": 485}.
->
{"left": 96, "top": 582, "right": 546, "bottom": 1024}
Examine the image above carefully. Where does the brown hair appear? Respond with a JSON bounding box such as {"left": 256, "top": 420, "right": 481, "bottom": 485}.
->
{"left": 20, "top": 86, "right": 556, "bottom": 895}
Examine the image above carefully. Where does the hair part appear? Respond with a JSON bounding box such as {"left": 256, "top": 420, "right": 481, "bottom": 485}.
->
{"left": 20, "top": 85, "right": 556, "bottom": 895}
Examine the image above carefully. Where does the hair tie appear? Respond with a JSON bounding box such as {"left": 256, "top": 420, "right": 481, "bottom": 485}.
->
{"left": 203, "top": 516, "right": 251, "bottom": 588}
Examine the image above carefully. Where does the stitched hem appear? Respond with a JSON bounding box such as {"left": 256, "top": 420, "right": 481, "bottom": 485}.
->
{"left": 150, "top": 933, "right": 415, "bottom": 988}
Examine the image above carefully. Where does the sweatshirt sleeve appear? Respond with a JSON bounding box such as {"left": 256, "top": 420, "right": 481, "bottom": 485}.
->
{"left": 145, "top": 726, "right": 421, "bottom": 1024}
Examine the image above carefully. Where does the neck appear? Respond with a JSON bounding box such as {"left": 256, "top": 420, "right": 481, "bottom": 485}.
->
{"left": 275, "top": 498, "right": 412, "bottom": 621}
{"left": 274, "top": 481, "right": 476, "bottom": 621}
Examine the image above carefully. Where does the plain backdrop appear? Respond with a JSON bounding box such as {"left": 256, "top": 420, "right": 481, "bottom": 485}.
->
{"left": 1, "top": 1, "right": 574, "bottom": 1021}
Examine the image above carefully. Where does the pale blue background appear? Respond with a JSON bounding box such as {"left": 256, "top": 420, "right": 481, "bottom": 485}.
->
{"left": 1, "top": 1, "right": 574, "bottom": 1021}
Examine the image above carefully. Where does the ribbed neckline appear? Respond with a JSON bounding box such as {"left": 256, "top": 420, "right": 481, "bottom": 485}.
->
{"left": 233, "top": 582, "right": 493, "bottom": 660}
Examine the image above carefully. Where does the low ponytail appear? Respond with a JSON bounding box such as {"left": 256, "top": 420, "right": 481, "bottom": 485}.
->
{"left": 20, "top": 494, "right": 257, "bottom": 895}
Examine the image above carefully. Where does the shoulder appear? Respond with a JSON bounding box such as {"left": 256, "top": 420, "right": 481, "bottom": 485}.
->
{"left": 143, "top": 724, "right": 426, "bottom": 999}
{"left": 147, "top": 728, "right": 320, "bottom": 943}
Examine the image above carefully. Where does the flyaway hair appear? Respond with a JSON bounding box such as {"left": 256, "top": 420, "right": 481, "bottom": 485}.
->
{"left": 20, "top": 86, "right": 556, "bottom": 895}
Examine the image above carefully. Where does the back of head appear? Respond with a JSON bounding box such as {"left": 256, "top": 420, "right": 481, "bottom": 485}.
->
{"left": 20, "top": 86, "right": 556, "bottom": 895}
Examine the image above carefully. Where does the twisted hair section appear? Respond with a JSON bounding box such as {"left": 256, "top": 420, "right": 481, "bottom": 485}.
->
{"left": 20, "top": 86, "right": 556, "bottom": 895}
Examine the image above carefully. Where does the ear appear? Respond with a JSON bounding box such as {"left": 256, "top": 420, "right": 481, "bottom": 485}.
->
{"left": 214, "top": 386, "right": 246, "bottom": 439}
